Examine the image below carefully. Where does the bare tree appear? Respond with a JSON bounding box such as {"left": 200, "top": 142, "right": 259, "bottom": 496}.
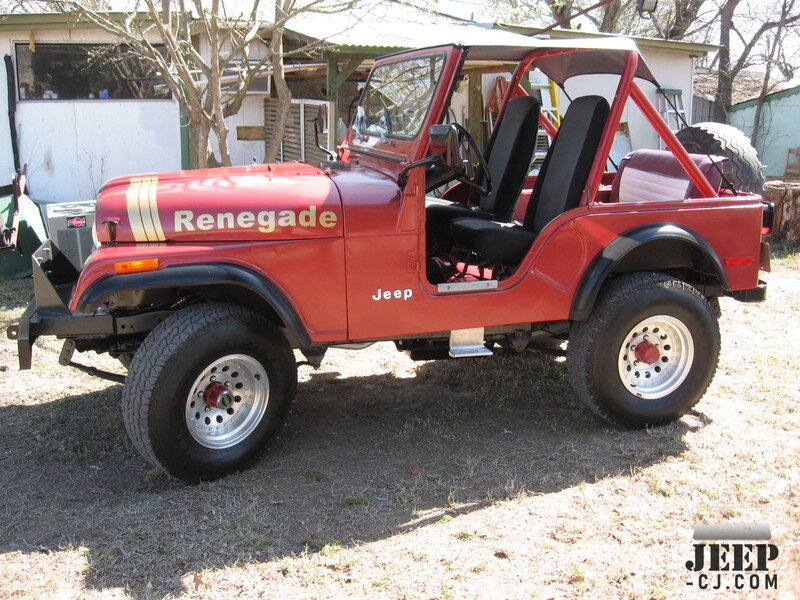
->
{"left": 750, "top": 0, "right": 792, "bottom": 146}
{"left": 597, "top": 0, "right": 624, "bottom": 32}
{"left": 38, "top": 0, "right": 357, "bottom": 168}
{"left": 713, "top": 0, "right": 800, "bottom": 122}
{"left": 546, "top": 0, "right": 575, "bottom": 26}
{"left": 536, "top": 0, "right": 632, "bottom": 32}
{"left": 493, "top": 0, "right": 656, "bottom": 36}
{"left": 650, "top": 0, "right": 706, "bottom": 39}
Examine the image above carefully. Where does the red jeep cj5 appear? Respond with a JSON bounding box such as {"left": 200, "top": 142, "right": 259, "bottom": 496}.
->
{"left": 8, "top": 38, "right": 772, "bottom": 482}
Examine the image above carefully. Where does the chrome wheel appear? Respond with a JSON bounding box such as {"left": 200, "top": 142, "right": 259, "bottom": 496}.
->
{"left": 617, "top": 315, "right": 694, "bottom": 400}
{"left": 185, "top": 354, "right": 270, "bottom": 449}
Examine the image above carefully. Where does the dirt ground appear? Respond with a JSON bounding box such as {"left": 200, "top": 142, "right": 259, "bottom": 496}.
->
{"left": 0, "top": 254, "right": 798, "bottom": 600}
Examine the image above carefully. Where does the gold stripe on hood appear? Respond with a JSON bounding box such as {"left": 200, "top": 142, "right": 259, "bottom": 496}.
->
{"left": 126, "top": 176, "right": 163, "bottom": 242}
{"left": 146, "top": 177, "right": 165, "bottom": 241}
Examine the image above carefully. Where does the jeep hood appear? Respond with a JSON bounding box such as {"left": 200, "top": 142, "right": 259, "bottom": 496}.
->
{"left": 95, "top": 162, "right": 343, "bottom": 243}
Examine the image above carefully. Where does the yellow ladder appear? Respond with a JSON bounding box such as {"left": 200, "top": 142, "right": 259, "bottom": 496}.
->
{"left": 528, "top": 71, "right": 561, "bottom": 172}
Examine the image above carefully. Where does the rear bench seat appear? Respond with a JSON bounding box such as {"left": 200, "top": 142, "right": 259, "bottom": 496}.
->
{"left": 610, "top": 148, "right": 728, "bottom": 203}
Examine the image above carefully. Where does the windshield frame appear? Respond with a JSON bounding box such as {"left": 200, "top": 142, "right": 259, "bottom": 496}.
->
{"left": 352, "top": 50, "right": 448, "bottom": 142}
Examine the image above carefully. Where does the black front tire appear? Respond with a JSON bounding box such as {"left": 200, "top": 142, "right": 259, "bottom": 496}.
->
{"left": 121, "top": 302, "right": 297, "bottom": 482}
{"left": 567, "top": 273, "right": 720, "bottom": 428}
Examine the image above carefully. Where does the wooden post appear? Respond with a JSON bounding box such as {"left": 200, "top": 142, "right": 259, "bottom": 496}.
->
{"left": 326, "top": 54, "right": 364, "bottom": 141}
{"left": 468, "top": 74, "right": 484, "bottom": 148}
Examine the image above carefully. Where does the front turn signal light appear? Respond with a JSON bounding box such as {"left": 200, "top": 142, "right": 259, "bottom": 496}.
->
{"left": 113, "top": 258, "right": 160, "bottom": 272}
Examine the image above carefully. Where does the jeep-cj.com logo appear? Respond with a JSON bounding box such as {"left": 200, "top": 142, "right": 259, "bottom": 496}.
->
{"left": 685, "top": 522, "right": 779, "bottom": 591}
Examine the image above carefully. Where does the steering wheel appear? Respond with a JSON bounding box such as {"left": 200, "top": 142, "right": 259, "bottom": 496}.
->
{"left": 450, "top": 123, "right": 492, "bottom": 197}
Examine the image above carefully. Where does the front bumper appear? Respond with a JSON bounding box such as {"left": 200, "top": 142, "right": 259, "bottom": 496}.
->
{"left": 6, "top": 241, "right": 115, "bottom": 369}
{"left": 7, "top": 299, "right": 118, "bottom": 370}
{"left": 7, "top": 240, "right": 169, "bottom": 371}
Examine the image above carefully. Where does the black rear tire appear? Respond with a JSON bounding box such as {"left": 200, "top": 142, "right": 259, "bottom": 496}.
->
{"left": 676, "top": 122, "right": 765, "bottom": 193}
{"left": 567, "top": 273, "right": 720, "bottom": 428}
{"left": 121, "top": 302, "right": 297, "bottom": 482}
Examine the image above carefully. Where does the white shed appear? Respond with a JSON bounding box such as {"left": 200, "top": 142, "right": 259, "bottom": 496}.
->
{"left": 0, "top": 12, "right": 269, "bottom": 203}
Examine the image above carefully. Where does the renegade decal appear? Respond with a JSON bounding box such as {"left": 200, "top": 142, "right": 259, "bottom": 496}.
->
{"left": 174, "top": 207, "right": 338, "bottom": 234}
{"left": 126, "top": 176, "right": 165, "bottom": 242}
{"left": 371, "top": 288, "right": 413, "bottom": 301}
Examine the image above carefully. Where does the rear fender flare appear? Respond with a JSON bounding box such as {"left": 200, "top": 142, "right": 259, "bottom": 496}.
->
{"left": 570, "top": 223, "right": 727, "bottom": 321}
{"left": 77, "top": 263, "right": 311, "bottom": 348}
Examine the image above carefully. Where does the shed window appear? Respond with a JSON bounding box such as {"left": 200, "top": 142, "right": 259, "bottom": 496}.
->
{"left": 15, "top": 43, "right": 172, "bottom": 101}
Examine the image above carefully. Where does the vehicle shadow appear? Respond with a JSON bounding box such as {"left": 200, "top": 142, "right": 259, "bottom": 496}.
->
{"left": 0, "top": 350, "right": 703, "bottom": 599}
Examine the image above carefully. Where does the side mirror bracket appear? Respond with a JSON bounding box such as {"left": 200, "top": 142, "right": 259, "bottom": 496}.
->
{"left": 397, "top": 154, "right": 442, "bottom": 190}
{"left": 312, "top": 117, "right": 336, "bottom": 161}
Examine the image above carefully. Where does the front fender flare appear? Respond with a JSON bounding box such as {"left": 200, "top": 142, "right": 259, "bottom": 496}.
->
{"left": 569, "top": 223, "right": 728, "bottom": 321}
{"left": 77, "top": 263, "right": 311, "bottom": 348}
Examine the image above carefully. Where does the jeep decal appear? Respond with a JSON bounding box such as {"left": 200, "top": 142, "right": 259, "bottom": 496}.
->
{"left": 371, "top": 288, "right": 413, "bottom": 301}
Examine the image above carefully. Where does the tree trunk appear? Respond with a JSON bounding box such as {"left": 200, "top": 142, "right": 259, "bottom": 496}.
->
{"left": 265, "top": 29, "right": 292, "bottom": 163}
{"left": 764, "top": 181, "right": 800, "bottom": 242}
{"left": 598, "top": 0, "right": 622, "bottom": 33}
{"left": 750, "top": 49, "right": 775, "bottom": 150}
{"left": 211, "top": 82, "right": 232, "bottom": 167}
{"left": 213, "top": 117, "right": 232, "bottom": 167}
{"left": 666, "top": 0, "right": 704, "bottom": 40}
{"left": 713, "top": 0, "right": 741, "bottom": 123}
{"left": 189, "top": 118, "right": 214, "bottom": 169}
{"left": 751, "top": 1, "right": 788, "bottom": 147}
{"left": 546, "top": 0, "right": 574, "bottom": 29}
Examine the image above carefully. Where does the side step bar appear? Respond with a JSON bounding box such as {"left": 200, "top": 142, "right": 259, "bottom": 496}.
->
{"left": 449, "top": 327, "right": 493, "bottom": 358}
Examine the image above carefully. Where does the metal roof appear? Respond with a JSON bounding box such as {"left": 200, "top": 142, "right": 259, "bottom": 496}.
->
{"left": 730, "top": 84, "right": 800, "bottom": 112}
{"left": 288, "top": 2, "right": 657, "bottom": 84}
{"left": 497, "top": 23, "right": 718, "bottom": 57}
{"left": 286, "top": 0, "right": 482, "bottom": 50}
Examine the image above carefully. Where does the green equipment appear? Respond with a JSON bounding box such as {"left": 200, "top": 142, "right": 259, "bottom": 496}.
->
{"left": 1, "top": 171, "right": 47, "bottom": 280}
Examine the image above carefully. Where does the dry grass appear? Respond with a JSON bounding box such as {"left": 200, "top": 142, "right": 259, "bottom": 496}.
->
{"left": 772, "top": 240, "right": 800, "bottom": 269}
{"left": 0, "top": 260, "right": 798, "bottom": 600}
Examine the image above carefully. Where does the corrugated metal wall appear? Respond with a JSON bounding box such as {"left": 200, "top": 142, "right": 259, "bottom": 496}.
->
{"left": 264, "top": 98, "right": 333, "bottom": 163}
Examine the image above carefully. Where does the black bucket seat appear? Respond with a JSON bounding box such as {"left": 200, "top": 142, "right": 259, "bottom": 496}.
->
{"left": 449, "top": 95, "right": 610, "bottom": 265}
{"left": 426, "top": 95, "right": 541, "bottom": 242}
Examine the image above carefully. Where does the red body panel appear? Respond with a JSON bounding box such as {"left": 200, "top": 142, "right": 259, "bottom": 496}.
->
{"left": 69, "top": 238, "right": 348, "bottom": 340}
{"left": 344, "top": 185, "right": 763, "bottom": 340}
{"left": 328, "top": 168, "right": 407, "bottom": 236}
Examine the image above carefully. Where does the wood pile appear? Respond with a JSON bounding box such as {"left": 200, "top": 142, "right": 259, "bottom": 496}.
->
{"left": 764, "top": 181, "right": 800, "bottom": 242}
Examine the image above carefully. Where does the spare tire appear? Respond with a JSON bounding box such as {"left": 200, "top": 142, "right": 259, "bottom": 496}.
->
{"left": 675, "top": 122, "right": 765, "bottom": 194}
